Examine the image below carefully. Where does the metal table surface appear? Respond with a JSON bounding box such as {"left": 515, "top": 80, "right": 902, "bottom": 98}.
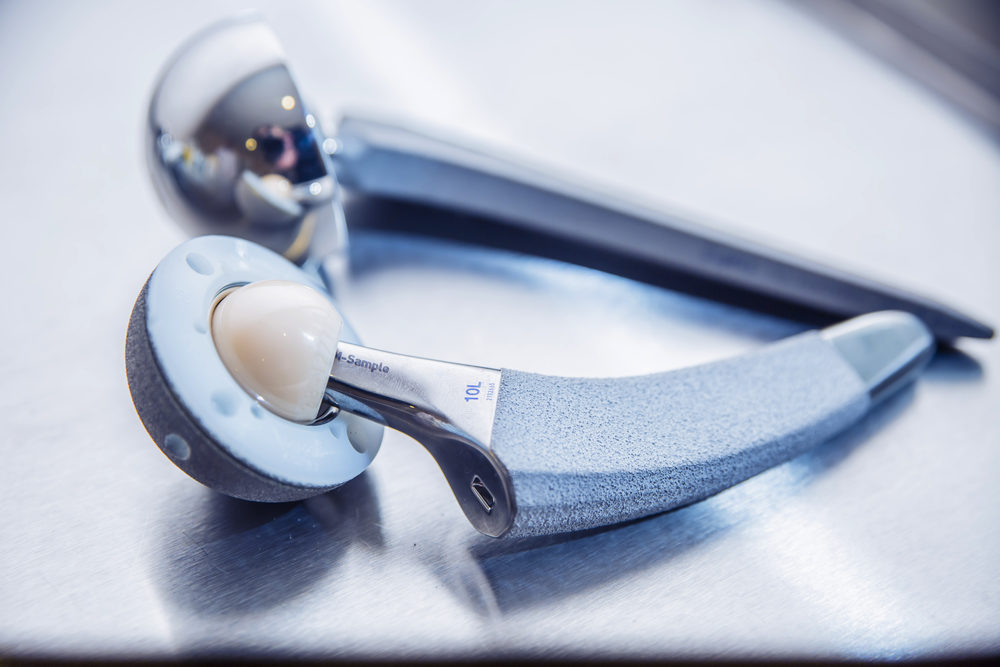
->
{"left": 1, "top": 0, "right": 998, "bottom": 660}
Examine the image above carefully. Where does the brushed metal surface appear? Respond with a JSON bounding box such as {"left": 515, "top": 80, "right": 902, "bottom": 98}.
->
{"left": 0, "top": 0, "right": 997, "bottom": 659}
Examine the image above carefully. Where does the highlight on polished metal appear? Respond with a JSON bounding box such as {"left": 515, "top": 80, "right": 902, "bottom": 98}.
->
{"left": 323, "top": 341, "right": 513, "bottom": 537}
{"left": 147, "top": 15, "right": 345, "bottom": 264}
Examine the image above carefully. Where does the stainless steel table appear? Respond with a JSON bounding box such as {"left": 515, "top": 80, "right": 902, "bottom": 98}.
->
{"left": 1, "top": 0, "right": 997, "bottom": 659}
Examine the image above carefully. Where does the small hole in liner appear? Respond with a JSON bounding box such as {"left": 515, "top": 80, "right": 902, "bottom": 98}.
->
{"left": 211, "top": 391, "right": 237, "bottom": 416}
{"left": 185, "top": 252, "right": 214, "bottom": 275}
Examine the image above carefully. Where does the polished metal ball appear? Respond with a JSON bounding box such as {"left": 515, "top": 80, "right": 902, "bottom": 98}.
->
{"left": 147, "top": 15, "right": 345, "bottom": 263}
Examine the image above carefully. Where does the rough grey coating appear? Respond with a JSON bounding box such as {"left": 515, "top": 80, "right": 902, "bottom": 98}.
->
{"left": 492, "top": 332, "right": 870, "bottom": 537}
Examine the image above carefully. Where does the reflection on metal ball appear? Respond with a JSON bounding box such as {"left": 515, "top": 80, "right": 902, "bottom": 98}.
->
{"left": 146, "top": 15, "right": 346, "bottom": 264}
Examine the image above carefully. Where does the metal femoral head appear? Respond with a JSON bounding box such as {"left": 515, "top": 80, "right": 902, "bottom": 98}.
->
{"left": 147, "top": 15, "right": 345, "bottom": 264}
